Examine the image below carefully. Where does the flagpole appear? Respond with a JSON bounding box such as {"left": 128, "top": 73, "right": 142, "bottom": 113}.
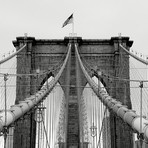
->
{"left": 62, "top": 13, "right": 74, "bottom": 37}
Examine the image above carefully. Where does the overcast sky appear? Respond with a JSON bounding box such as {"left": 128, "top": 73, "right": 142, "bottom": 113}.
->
{"left": 0, "top": 0, "right": 148, "bottom": 56}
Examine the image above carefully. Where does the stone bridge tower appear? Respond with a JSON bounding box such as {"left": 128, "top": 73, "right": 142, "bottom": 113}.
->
{"left": 12, "top": 36, "right": 133, "bottom": 148}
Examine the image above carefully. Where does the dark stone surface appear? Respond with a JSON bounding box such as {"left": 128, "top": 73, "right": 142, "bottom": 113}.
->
{"left": 13, "top": 36, "right": 133, "bottom": 148}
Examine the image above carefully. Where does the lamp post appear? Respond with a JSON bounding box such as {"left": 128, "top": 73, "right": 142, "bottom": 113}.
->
{"left": 90, "top": 122, "right": 97, "bottom": 148}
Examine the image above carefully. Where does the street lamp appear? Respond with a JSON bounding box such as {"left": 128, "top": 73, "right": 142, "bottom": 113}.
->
{"left": 90, "top": 122, "right": 97, "bottom": 148}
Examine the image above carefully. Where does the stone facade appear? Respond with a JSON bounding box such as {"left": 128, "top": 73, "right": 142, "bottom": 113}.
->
{"left": 13, "top": 36, "right": 133, "bottom": 148}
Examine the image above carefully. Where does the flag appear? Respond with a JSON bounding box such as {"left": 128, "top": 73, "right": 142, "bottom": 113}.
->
{"left": 62, "top": 14, "right": 73, "bottom": 28}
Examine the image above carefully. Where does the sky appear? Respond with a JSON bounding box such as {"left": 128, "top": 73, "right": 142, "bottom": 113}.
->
{"left": 0, "top": 0, "right": 148, "bottom": 56}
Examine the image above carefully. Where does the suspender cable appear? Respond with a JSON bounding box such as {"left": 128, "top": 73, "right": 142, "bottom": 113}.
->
{"left": 97, "top": 108, "right": 107, "bottom": 148}
{"left": 4, "top": 74, "right": 8, "bottom": 148}
{"left": 52, "top": 89, "right": 55, "bottom": 147}
{"left": 139, "top": 81, "right": 143, "bottom": 141}
{"left": 46, "top": 94, "right": 50, "bottom": 148}
{"left": 95, "top": 96, "right": 98, "bottom": 148}
{"left": 50, "top": 92, "right": 52, "bottom": 147}
{"left": 41, "top": 109, "right": 50, "bottom": 148}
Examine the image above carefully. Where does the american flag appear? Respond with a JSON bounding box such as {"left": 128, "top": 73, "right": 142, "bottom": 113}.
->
{"left": 62, "top": 14, "right": 73, "bottom": 28}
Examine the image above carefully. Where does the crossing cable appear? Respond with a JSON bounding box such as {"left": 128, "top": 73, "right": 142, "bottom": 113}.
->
{"left": 0, "top": 67, "right": 55, "bottom": 77}
{"left": 78, "top": 49, "right": 148, "bottom": 85}
{"left": 0, "top": 44, "right": 68, "bottom": 79}
{"left": 83, "top": 50, "right": 148, "bottom": 116}
{"left": 0, "top": 44, "right": 26, "bottom": 65}
{"left": 84, "top": 58, "right": 148, "bottom": 83}
{"left": 0, "top": 54, "right": 67, "bottom": 79}
{"left": 45, "top": 91, "right": 50, "bottom": 148}
{"left": 81, "top": 54, "right": 148, "bottom": 112}
{"left": 127, "top": 60, "right": 148, "bottom": 117}
{"left": 130, "top": 61, "right": 148, "bottom": 94}
{"left": 130, "top": 62, "right": 148, "bottom": 113}
{"left": 120, "top": 44, "right": 148, "bottom": 65}
{"left": 93, "top": 68, "right": 148, "bottom": 83}
{"left": 51, "top": 88, "right": 55, "bottom": 147}
{"left": 75, "top": 43, "right": 148, "bottom": 143}
{"left": 79, "top": 50, "right": 117, "bottom": 73}
{"left": 0, "top": 57, "right": 16, "bottom": 86}
{"left": 0, "top": 43, "right": 71, "bottom": 134}
{"left": 94, "top": 94, "right": 98, "bottom": 148}
{"left": 78, "top": 44, "right": 148, "bottom": 86}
